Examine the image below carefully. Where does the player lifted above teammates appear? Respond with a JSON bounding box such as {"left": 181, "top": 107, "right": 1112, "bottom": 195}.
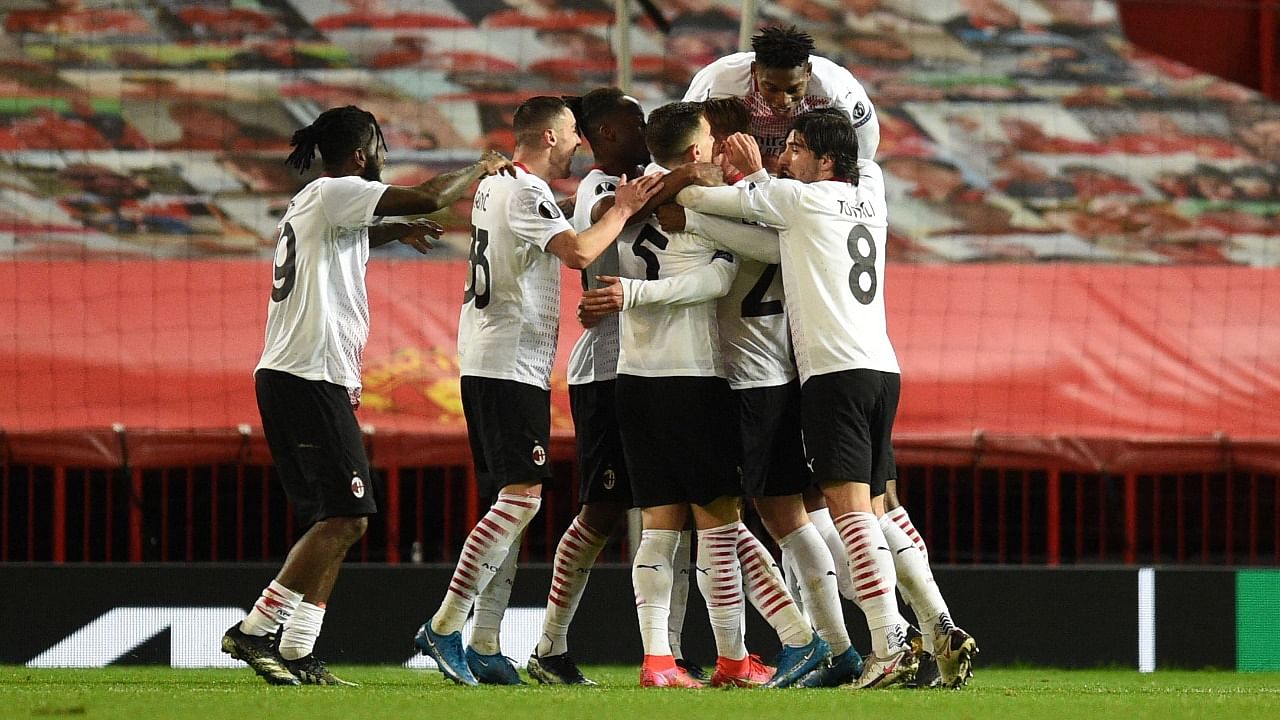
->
{"left": 683, "top": 25, "right": 880, "bottom": 171}
{"left": 413, "top": 96, "right": 662, "bottom": 686}
{"left": 226, "top": 105, "right": 513, "bottom": 687}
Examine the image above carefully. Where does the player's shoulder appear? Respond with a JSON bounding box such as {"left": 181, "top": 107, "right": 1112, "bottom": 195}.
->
{"left": 705, "top": 51, "right": 755, "bottom": 71}
{"left": 856, "top": 158, "right": 884, "bottom": 185}
{"left": 575, "top": 168, "right": 621, "bottom": 200}
{"left": 684, "top": 52, "right": 755, "bottom": 99}
{"left": 805, "top": 54, "right": 867, "bottom": 96}
{"left": 853, "top": 160, "right": 887, "bottom": 213}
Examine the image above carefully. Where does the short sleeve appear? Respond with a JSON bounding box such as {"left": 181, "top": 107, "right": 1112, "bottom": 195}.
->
{"left": 508, "top": 182, "right": 574, "bottom": 250}
{"left": 318, "top": 176, "right": 389, "bottom": 230}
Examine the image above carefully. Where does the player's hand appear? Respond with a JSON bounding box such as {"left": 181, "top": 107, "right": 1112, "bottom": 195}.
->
{"left": 479, "top": 149, "right": 516, "bottom": 177}
{"left": 578, "top": 275, "right": 625, "bottom": 327}
{"left": 724, "top": 133, "right": 764, "bottom": 176}
{"left": 685, "top": 162, "right": 725, "bottom": 187}
{"left": 395, "top": 218, "right": 444, "bottom": 254}
{"left": 656, "top": 203, "right": 686, "bottom": 233}
{"left": 612, "top": 173, "right": 665, "bottom": 215}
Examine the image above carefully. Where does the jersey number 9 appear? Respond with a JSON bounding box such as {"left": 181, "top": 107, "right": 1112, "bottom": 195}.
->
{"left": 270, "top": 222, "right": 297, "bottom": 303}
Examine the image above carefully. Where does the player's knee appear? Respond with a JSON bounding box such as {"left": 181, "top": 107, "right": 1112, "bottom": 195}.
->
{"left": 321, "top": 515, "right": 368, "bottom": 545}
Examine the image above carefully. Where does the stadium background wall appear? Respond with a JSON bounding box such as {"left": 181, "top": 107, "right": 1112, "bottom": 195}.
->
{"left": 8, "top": 564, "right": 1274, "bottom": 671}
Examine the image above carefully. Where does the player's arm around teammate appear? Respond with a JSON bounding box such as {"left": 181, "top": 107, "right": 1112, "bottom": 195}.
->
{"left": 226, "top": 106, "right": 513, "bottom": 688}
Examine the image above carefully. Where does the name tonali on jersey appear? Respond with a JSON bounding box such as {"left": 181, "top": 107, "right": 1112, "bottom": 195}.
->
{"left": 565, "top": 169, "right": 637, "bottom": 386}
{"left": 256, "top": 175, "right": 389, "bottom": 394}
{"left": 458, "top": 164, "right": 572, "bottom": 391}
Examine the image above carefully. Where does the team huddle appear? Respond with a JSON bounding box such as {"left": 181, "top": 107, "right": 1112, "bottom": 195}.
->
{"left": 224, "top": 27, "right": 977, "bottom": 691}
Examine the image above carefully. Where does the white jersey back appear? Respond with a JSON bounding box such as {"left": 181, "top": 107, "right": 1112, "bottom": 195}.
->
{"left": 680, "top": 161, "right": 899, "bottom": 382}
{"left": 682, "top": 51, "right": 879, "bottom": 160}
{"left": 718, "top": 256, "right": 795, "bottom": 390}
{"left": 458, "top": 165, "right": 572, "bottom": 390}
{"left": 566, "top": 169, "right": 632, "bottom": 386}
{"left": 256, "top": 175, "right": 388, "bottom": 395}
{"left": 617, "top": 164, "right": 735, "bottom": 378}
{"left": 685, "top": 209, "right": 795, "bottom": 390}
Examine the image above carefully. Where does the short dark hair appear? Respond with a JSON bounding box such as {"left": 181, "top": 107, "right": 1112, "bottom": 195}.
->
{"left": 792, "top": 109, "right": 859, "bottom": 183}
{"left": 513, "top": 95, "right": 571, "bottom": 147}
{"left": 285, "top": 105, "right": 384, "bottom": 174}
{"left": 644, "top": 101, "right": 705, "bottom": 167}
{"left": 578, "top": 87, "right": 632, "bottom": 146}
{"left": 702, "top": 96, "right": 750, "bottom": 138}
{"left": 751, "top": 25, "right": 814, "bottom": 69}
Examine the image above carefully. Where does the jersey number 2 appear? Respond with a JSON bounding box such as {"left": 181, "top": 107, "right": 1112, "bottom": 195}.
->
{"left": 847, "top": 225, "right": 877, "bottom": 305}
{"left": 464, "top": 226, "right": 491, "bottom": 308}
{"left": 270, "top": 222, "right": 297, "bottom": 302}
{"left": 741, "top": 264, "right": 783, "bottom": 318}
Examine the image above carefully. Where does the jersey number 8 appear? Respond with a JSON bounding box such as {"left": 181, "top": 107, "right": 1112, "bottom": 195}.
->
{"left": 464, "top": 226, "right": 491, "bottom": 308}
{"left": 847, "top": 225, "right": 877, "bottom": 305}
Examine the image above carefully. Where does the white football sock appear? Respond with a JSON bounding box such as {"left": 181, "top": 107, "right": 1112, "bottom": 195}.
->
{"left": 431, "top": 493, "right": 541, "bottom": 635}
{"left": 698, "top": 522, "right": 747, "bottom": 660}
{"left": 278, "top": 601, "right": 325, "bottom": 661}
{"left": 633, "top": 529, "right": 680, "bottom": 657}
{"left": 536, "top": 516, "right": 607, "bottom": 657}
{"left": 736, "top": 523, "right": 812, "bottom": 648}
{"left": 469, "top": 532, "right": 521, "bottom": 655}
{"left": 880, "top": 513, "right": 954, "bottom": 653}
{"left": 809, "top": 507, "right": 855, "bottom": 602}
{"left": 239, "top": 579, "right": 303, "bottom": 637}
{"left": 834, "top": 511, "right": 908, "bottom": 657}
{"left": 885, "top": 506, "right": 929, "bottom": 562}
{"left": 667, "top": 529, "right": 692, "bottom": 660}
{"left": 778, "top": 523, "right": 851, "bottom": 655}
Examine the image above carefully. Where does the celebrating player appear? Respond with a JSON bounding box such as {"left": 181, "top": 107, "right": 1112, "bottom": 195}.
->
{"left": 683, "top": 25, "right": 880, "bottom": 171}
{"left": 676, "top": 111, "right": 933, "bottom": 688}
{"left": 225, "top": 105, "right": 514, "bottom": 687}
{"left": 412, "top": 96, "right": 662, "bottom": 686}
{"left": 584, "top": 98, "right": 863, "bottom": 688}
{"left": 523, "top": 87, "right": 706, "bottom": 685}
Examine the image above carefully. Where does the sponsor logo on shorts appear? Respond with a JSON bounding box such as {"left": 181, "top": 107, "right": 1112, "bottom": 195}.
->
{"left": 532, "top": 443, "right": 547, "bottom": 466}
{"left": 603, "top": 468, "right": 616, "bottom": 490}
{"left": 351, "top": 475, "right": 365, "bottom": 498}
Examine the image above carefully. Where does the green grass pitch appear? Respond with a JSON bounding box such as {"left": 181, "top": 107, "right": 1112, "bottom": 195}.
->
{"left": 5, "top": 666, "right": 1280, "bottom": 720}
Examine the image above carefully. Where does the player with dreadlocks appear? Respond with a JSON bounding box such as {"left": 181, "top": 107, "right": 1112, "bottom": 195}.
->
{"left": 221, "top": 105, "right": 513, "bottom": 687}
{"left": 683, "top": 25, "right": 880, "bottom": 173}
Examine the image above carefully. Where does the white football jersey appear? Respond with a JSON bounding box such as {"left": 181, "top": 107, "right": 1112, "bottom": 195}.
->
{"left": 458, "top": 165, "right": 572, "bottom": 390}
{"left": 682, "top": 51, "right": 879, "bottom": 160}
{"left": 678, "top": 161, "right": 899, "bottom": 383}
{"left": 256, "top": 175, "right": 389, "bottom": 395}
{"left": 616, "top": 164, "right": 737, "bottom": 379}
{"left": 566, "top": 169, "right": 631, "bottom": 386}
{"left": 691, "top": 214, "right": 795, "bottom": 390}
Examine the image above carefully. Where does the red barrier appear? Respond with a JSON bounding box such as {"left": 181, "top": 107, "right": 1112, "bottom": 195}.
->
{"left": 3, "top": 458, "right": 1275, "bottom": 566}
